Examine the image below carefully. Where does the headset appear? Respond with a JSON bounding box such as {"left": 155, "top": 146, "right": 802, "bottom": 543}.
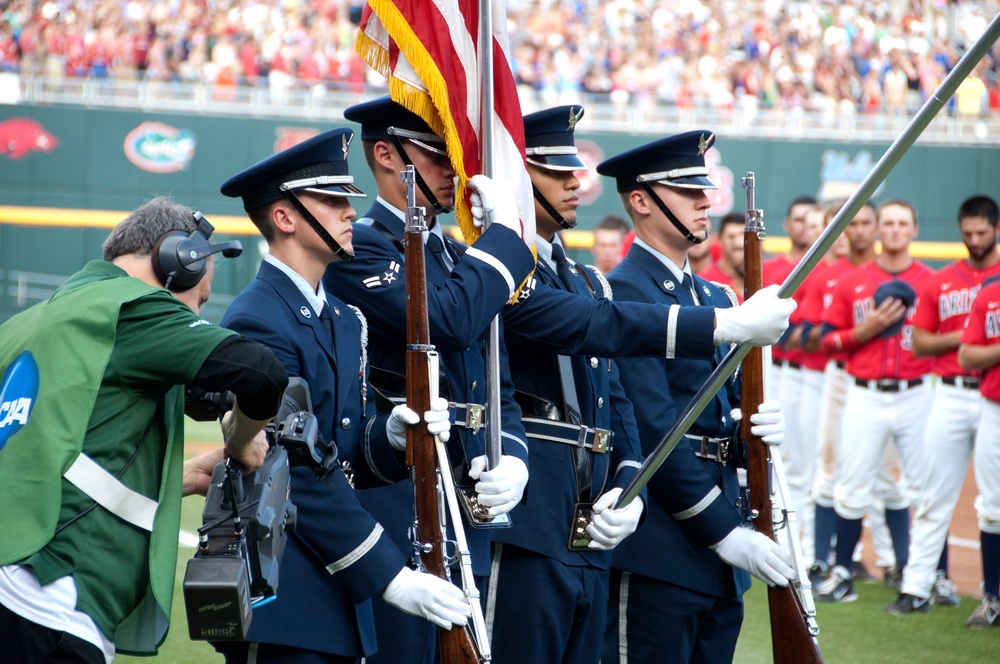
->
{"left": 153, "top": 212, "right": 244, "bottom": 291}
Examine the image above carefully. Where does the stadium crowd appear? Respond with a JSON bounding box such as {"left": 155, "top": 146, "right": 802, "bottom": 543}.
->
{"left": 0, "top": 0, "right": 998, "bottom": 115}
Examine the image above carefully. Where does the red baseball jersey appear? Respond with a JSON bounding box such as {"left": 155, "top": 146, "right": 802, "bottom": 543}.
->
{"left": 698, "top": 263, "right": 744, "bottom": 302}
{"left": 961, "top": 280, "right": 1000, "bottom": 403}
{"left": 795, "top": 257, "right": 846, "bottom": 371}
{"left": 796, "top": 257, "right": 855, "bottom": 362}
{"left": 911, "top": 259, "right": 1000, "bottom": 378}
{"left": 764, "top": 255, "right": 801, "bottom": 364}
{"left": 822, "top": 260, "right": 935, "bottom": 381}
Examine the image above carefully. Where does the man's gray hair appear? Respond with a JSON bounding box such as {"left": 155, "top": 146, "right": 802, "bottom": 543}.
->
{"left": 102, "top": 196, "right": 197, "bottom": 262}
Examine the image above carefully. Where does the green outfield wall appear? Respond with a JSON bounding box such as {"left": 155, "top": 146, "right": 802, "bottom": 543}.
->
{"left": 1, "top": 104, "right": 997, "bottom": 322}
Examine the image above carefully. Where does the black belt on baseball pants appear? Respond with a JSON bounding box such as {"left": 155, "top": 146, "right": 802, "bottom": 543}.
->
{"left": 853, "top": 377, "right": 924, "bottom": 392}
{"left": 942, "top": 376, "right": 980, "bottom": 390}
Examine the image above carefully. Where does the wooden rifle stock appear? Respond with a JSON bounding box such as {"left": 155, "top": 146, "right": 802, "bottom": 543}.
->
{"left": 741, "top": 173, "right": 824, "bottom": 664}
{"left": 402, "top": 167, "right": 486, "bottom": 664}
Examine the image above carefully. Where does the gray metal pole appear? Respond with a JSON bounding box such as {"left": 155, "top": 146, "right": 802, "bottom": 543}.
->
{"left": 478, "top": 0, "right": 504, "bottom": 469}
{"left": 616, "top": 12, "right": 1000, "bottom": 508}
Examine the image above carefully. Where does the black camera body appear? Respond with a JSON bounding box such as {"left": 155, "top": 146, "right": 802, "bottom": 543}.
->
{"left": 183, "top": 379, "right": 337, "bottom": 641}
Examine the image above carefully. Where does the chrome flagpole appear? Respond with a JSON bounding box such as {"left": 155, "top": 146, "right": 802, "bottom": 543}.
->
{"left": 479, "top": 0, "right": 503, "bottom": 471}
{"left": 615, "top": 11, "right": 1000, "bottom": 508}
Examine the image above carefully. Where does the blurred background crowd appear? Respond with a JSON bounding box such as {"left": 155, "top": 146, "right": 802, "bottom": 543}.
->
{"left": 0, "top": 0, "right": 998, "bottom": 116}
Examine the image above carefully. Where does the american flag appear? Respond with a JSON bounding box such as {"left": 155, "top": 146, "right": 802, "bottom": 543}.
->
{"left": 355, "top": 0, "right": 535, "bottom": 252}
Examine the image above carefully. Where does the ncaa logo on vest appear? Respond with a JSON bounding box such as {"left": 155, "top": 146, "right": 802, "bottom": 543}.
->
{"left": 0, "top": 352, "right": 38, "bottom": 450}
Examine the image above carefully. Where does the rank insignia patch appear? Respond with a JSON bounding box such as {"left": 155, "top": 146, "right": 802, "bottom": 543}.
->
{"left": 363, "top": 261, "right": 401, "bottom": 288}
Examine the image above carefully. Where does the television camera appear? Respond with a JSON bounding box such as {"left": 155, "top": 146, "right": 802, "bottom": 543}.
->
{"left": 182, "top": 378, "right": 337, "bottom": 640}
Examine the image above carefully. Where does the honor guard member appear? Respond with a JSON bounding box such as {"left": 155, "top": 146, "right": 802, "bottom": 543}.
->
{"left": 0, "top": 197, "right": 288, "bottom": 663}
{"left": 817, "top": 199, "right": 935, "bottom": 605}
{"left": 887, "top": 195, "right": 1000, "bottom": 614}
{"left": 596, "top": 132, "right": 795, "bottom": 664}
{"left": 217, "top": 129, "right": 469, "bottom": 664}
{"left": 957, "top": 273, "right": 1000, "bottom": 628}
{"left": 492, "top": 106, "right": 798, "bottom": 664}
{"left": 324, "top": 97, "right": 535, "bottom": 664}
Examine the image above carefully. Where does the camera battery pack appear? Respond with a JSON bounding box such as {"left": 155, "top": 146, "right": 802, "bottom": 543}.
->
{"left": 183, "top": 557, "right": 253, "bottom": 640}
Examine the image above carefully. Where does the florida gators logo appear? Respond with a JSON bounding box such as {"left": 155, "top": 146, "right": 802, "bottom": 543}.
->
{"left": 124, "top": 121, "right": 196, "bottom": 173}
{"left": 0, "top": 352, "right": 39, "bottom": 451}
{"left": 0, "top": 117, "right": 59, "bottom": 159}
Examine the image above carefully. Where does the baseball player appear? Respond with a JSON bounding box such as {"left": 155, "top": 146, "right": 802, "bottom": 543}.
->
{"left": 816, "top": 199, "right": 935, "bottom": 603}
{"left": 793, "top": 203, "right": 848, "bottom": 567}
{"left": 887, "top": 195, "right": 1000, "bottom": 614}
{"left": 698, "top": 212, "right": 744, "bottom": 302}
{"left": 808, "top": 202, "right": 901, "bottom": 583}
{"left": 957, "top": 273, "right": 1000, "bottom": 628}
{"left": 763, "top": 195, "right": 817, "bottom": 401}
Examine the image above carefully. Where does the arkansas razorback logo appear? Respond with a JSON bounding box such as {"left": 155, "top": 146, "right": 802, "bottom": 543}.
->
{"left": 0, "top": 117, "right": 59, "bottom": 159}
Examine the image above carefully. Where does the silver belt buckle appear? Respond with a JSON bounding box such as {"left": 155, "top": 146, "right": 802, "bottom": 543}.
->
{"left": 592, "top": 428, "right": 611, "bottom": 454}
{"left": 466, "top": 403, "right": 484, "bottom": 433}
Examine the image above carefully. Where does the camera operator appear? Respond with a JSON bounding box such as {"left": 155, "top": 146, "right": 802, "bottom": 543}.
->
{"left": 0, "top": 196, "right": 288, "bottom": 664}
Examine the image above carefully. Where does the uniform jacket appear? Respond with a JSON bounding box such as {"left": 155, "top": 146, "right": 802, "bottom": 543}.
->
{"left": 222, "top": 261, "right": 406, "bottom": 657}
{"left": 606, "top": 244, "right": 750, "bottom": 598}
{"left": 498, "top": 251, "right": 646, "bottom": 568}
{"left": 323, "top": 200, "right": 535, "bottom": 576}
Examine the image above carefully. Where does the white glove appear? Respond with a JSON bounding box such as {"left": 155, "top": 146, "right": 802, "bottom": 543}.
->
{"left": 382, "top": 566, "right": 472, "bottom": 629}
{"left": 386, "top": 398, "right": 452, "bottom": 452}
{"left": 467, "top": 454, "right": 528, "bottom": 516}
{"left": 468, "top": 174, "right": 534, "bottom": 247}
{"left": 585, "top": 488, "right": 644, "bottom": 550}
{"left": 710, "top": 526, "right": 794, "bottom": 587}
{"left": 730, "top": 400, "right": 785, "bottom": 447}
{"left": 713, "top": 284, "right": 796, "bottom": 346}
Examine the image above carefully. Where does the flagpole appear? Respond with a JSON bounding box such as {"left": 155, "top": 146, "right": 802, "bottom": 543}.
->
{"left": 614, "top": 11, "right": 1000, "bottom": 509}
{"left": 479, "top": 0, "right": 503, "bottom": 469}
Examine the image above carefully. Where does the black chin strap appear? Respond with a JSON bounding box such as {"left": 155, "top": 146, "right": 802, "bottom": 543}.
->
{"left": 531, "top": 184, "right": 576, "bottom": 230}
{"left": 283, "top": 190, "right": 355, "bottom": 262}
{"left": 639, "top": 182, "right": 707, "bottom": 244}
{"left": 390, "top": 135, "right": 453, "bottom": 215}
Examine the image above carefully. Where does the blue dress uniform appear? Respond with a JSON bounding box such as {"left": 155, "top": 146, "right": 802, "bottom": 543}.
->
{"left": 216, "top": 129, "right": 408, "bottom": 663}
{"left": 485, "top": 106, "right": 718, "bottom": 664}
{"left": 324, "top": 98, "right": 535, "bottom": 664}
{"left": 597, "top": 134, "right": 751, "bottom": 664}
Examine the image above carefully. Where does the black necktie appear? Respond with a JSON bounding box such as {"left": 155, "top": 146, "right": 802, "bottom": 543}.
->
{"left": 551, "top": 243, "right": 578, "bottom": 294}
{"left": 319, "top": 303, "right": 335, "bottom": 347}
{"left": 426, "top": 232, "right": 453, "bottom": 274}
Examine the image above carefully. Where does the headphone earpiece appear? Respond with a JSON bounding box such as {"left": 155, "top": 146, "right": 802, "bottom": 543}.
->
{"left": 152, "top": 212, "right": 244, "bottom": 292}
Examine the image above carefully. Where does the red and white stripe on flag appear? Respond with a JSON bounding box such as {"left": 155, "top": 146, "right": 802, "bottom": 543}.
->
{"left": 356, "top": 0, "right": 535, "bottom": 253}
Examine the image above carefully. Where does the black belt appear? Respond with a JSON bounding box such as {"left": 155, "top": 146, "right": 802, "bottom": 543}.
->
{"left": 853, "top": 378, "right": 924, "bottom": 393}
{"left": 835, "top": 361, "right": 846, "bottom": 370}
{"left": 773, "top": 359, "right": 801, "bottom": 370}
{"left": 522, "top": 417, "right": 611, "bottom": 453}
{"left": 686, "top": 435, "right": 731, "bottom": 465}
{"left": 942, "top": 376, "right": 980, "bottom": 390}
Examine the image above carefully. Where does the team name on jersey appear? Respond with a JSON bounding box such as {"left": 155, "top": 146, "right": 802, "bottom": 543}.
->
{"left": 938, "top": 285, "right": 980, "bottom": 322}
{"left": 0, "top": 397, "right": 31, "bottom": 428}
{"left": 852, "top": 298, "right": 873, "bottom": 325}
{"left": 987, "top": 310, "right": 1000, "bottom": 340}
{"left": 853, "top": 296, "right": 917, "bottom": 326}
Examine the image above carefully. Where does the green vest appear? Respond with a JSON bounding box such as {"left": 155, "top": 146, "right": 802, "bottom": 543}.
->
{"left": 0, "top": 272, "right": 186, "bottom": 654}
